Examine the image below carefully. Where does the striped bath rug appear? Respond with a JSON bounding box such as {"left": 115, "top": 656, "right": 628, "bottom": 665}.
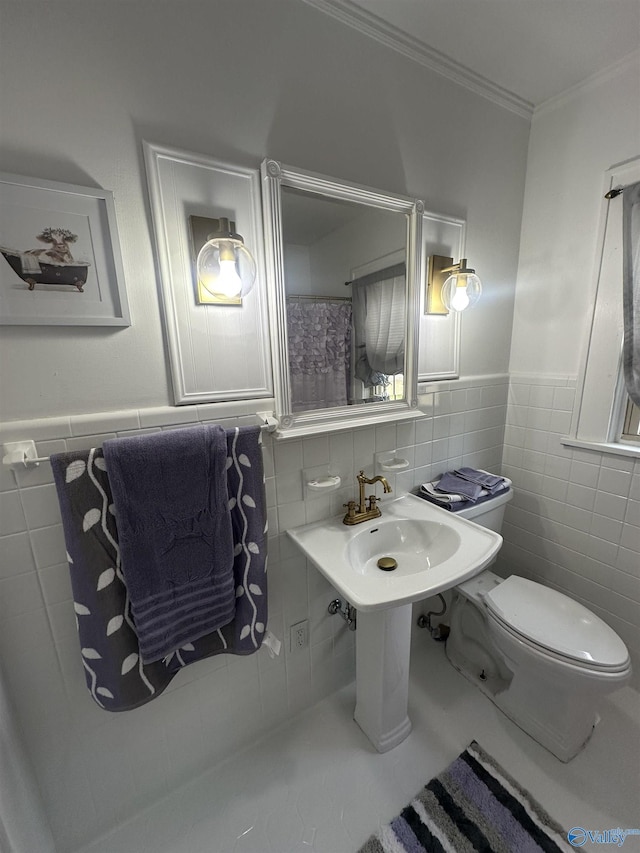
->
{"left": 359, "top": 741, "right": 570, "bottom": 853}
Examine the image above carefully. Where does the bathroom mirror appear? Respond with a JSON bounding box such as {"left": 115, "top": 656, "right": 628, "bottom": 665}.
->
{"left": 261, "top": 159, "right": 424, "bottom": 438}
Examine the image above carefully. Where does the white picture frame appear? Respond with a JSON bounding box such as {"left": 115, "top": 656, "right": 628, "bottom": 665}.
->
{"left": 0, "top": 172, "right": 130, "bottom": 326}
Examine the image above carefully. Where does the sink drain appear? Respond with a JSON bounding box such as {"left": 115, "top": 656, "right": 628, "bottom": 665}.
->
{"left": 377, "top": 556, "right": 397, "bottom": 571}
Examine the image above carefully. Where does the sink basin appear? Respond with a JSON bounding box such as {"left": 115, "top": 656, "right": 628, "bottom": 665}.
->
{"left": 288, "top": 493, "right": 502, "bottom": 611}
{"left": 347, "top": 518, "right": 461, "bottom": 577}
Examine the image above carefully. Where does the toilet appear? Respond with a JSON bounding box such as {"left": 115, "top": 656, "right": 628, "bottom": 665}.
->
{"left": 445, "top": 487, "right": 632, "bottom": 762}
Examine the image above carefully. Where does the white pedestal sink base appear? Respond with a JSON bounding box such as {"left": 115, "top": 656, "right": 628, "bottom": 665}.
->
{"left": 287, "top": 494, "right": 504, "bottom": 754}
{"left": 354, "top": 603, "right": 413, "bottom": 752}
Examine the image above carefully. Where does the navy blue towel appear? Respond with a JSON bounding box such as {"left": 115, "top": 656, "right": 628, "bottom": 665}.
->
{"left": 454, "top": 467, "right": 506, "bottom": 493}
{"left": 436, "top": 471, "right": 483, "bottom": 502}
{"left": 103, "top": 425, "right": 235, "bottom": 663}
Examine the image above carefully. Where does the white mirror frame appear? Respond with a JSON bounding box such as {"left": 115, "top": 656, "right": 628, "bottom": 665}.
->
{"left": 261, "top": 159, "right": 424, "bottom": 439}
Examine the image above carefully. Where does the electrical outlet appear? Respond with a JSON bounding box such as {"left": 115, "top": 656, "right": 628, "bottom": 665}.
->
{"left": 290, "top": 619, "right": 309, "bottom": 652}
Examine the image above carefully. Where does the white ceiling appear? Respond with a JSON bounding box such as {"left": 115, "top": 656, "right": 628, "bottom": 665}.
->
{"left": 305, "top": 0, "right": 640, "bottom": 111}
{"left": 282, "top": 188, "right": 363, "bottom": 244}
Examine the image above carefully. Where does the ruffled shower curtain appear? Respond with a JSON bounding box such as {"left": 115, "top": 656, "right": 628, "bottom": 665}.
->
{"left": 287, "top": 300, "right": 352, "bottom": 411}
{"left": 623, "top": 181, "right": 640, "bottom": 405}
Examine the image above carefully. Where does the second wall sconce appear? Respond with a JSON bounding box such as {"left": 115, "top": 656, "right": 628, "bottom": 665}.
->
{"left": 426, "top": 255, "right": 482, "bottom": 314}
{"left": 191, "top": 215, "right": 256, "bottom": 305}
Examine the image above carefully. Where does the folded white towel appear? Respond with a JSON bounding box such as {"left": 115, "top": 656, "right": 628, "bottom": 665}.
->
{"left": 420, "top": 483, "right": 467, "bottom": 503}
{"left": 20, "top": 253, "right": 41, "bottom": 274}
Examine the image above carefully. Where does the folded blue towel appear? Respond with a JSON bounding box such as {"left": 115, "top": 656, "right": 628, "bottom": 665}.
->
{"left": 103, "top": 425, "right": 235, "bottom": 663}
{"left": 454, "top": 466, "right": 506, "bottom": 493}
{"left": 436, "top": 471, "right": 483, "bottom": 502}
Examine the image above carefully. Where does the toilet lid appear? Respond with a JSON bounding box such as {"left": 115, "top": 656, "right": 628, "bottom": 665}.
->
{"left": 484, "top": 576, "right": 629, "bottom": 668}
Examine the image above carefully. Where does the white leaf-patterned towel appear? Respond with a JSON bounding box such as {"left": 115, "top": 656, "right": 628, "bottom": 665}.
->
{"left": 50, "top": 426, "right": 268, "bottom": 713}
{"left": 65, "top": 459, "right": 86, "bottom": 483}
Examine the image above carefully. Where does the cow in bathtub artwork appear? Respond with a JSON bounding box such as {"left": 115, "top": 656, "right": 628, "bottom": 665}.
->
{"left": 1, "top": 226, "right": 91, "bottom": 292}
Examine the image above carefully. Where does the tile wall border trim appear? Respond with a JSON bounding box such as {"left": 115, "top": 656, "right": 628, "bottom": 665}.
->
{"left": 1, "top": 376, "right": 510, "bottom": 444}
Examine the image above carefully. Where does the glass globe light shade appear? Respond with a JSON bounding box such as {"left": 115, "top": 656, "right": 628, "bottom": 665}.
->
{"left": 196, "top": 238, "right": 256, "bottom": 299}
{"left": 441, "top": 271, "right": 482, "bottom": 312}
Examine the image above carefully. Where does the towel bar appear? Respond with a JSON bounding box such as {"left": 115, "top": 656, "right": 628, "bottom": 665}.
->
{"left": 2, "top": 415, "right": 279, "bottom": 471}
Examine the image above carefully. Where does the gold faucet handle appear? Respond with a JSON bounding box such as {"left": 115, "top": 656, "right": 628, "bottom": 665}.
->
{"left": 343, "top": 500, "right": 357, "bottom": 517}
{"left": 367, "top": 495, "right": 379, "bottom": 511}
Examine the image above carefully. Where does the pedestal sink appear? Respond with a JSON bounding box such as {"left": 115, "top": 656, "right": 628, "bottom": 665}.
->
{"left": 288, "top": 493, "right": 503, "bottom": 752}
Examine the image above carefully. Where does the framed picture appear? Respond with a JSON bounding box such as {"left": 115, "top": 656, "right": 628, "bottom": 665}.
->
{"left": 0, "top": 172, "right": 130, "bottom": 325}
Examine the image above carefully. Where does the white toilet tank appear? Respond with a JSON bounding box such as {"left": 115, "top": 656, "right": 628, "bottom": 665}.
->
{"left": 453, "top": 484, "right": 512, "bottom": 532}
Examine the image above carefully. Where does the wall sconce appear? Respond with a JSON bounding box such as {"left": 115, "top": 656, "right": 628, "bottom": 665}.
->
{"left": 426, "top": 255, "right": 482, "bottom": 314}
{"left": 190, "top": 215, "right": 256, "bottom": 305}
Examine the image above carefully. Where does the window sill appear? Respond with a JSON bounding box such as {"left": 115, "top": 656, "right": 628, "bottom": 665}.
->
{"left": 561, "top": 436, "right": 640, "bottom": 460}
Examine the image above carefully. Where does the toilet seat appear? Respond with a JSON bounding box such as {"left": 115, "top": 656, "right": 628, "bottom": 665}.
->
{"left": 484, "top": 576, "right": 630, "bottom": 671}
{"left": 486, "top": 609, "right": 631, "bottom": 673}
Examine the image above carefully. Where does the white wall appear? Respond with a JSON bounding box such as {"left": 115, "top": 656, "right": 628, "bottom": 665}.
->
{"left": 283, "top": 244, "right": 313, "bottom": 295}
{"left": 0, "top": 2, "right": 529, "bottom": 849}
{"left": 0, "top": 0, "right": 528, "bottom": 422}
{"left": 509, "top": 55, "right": 640, "bottom": 376}
{"left": 499, "top": 56, "right": 640, "bottom": 668}
{"left": 308, "top": 207, "right": 406, "bottom": 294}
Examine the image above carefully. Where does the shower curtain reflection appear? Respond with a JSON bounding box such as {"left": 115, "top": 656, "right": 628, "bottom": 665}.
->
{"left": 286, "top": 297, "right": 352, "bottom": 411}
{"left": 351, "top": 263, "right": 406, "bottom": 403}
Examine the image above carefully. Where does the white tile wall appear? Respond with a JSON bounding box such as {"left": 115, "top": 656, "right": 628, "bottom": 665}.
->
{"left": 0, "top": 380, "right": 509, "bottom": 851}
{"left": 498, "top": 373, "right": 640, "bottom": 670}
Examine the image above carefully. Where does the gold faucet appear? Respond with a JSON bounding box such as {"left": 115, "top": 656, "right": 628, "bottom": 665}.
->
{"left": 343, "top": 470, "right": 392, "bottom": 525}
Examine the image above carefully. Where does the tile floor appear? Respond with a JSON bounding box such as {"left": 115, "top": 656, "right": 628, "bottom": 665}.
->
{"left": 79, "top": 635, "right": 640, "bottom": 853}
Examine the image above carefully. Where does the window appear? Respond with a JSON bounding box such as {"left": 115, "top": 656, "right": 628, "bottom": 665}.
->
{"left": 564, "top": 157, "right": 640, "bottom": 458}
{"left": 622, "top": 398, "right": 640, "bottom": 443}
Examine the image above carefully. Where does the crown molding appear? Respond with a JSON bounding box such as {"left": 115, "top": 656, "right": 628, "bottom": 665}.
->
{"left": 300, "top": 0, "right": 534, "bottom": 120}
{"left": 533, "top": 49, "right": 640, "bottom": 119}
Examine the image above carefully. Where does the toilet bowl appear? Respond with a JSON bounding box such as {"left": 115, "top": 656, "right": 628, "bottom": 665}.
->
{"left": 444, "top": 487, "right": 632, "bottom": 762}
